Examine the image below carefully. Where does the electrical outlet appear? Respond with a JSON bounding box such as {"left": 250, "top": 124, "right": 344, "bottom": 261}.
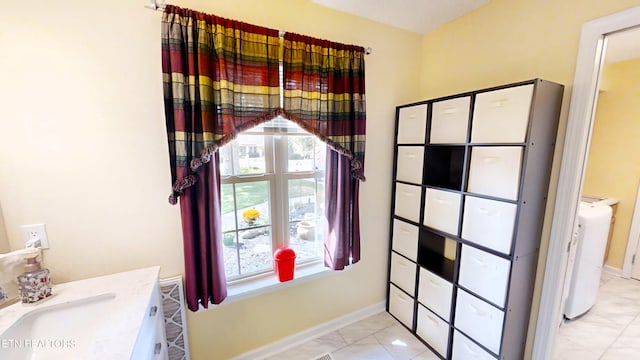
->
{"left": 20, "top": 224, "right": 50, "bottom": 249}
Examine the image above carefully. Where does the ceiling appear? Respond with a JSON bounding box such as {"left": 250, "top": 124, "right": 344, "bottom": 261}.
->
{"left": 311, "top": 1, "right": 640, "bottom": 62}
{"left": 310, "top": 0, "right": 490, "bottom": 34}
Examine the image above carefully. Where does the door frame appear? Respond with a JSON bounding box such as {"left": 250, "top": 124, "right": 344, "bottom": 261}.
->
{"left": 623, "top": 182, "right": 640, "bottom": 278}
{"left": 532, "top": 6, "right": 640, "bottom": 359}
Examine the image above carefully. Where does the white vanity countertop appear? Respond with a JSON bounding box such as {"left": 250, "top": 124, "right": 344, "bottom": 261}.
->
{"left": 0, "top": 266, "right": 160, "bottom": 359}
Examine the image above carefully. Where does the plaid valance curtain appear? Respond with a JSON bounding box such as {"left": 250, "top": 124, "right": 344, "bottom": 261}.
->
{"left": 282, "top": 33, "right": 366, "bottom": 181}
{"left": 161, "top": 4, "right": 366, "bottom": 308}
{"left": 162, "top": 5, "right": 281, "bottom": 204}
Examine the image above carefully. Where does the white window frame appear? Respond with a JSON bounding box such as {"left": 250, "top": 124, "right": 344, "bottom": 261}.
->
{"left": 220, "top": 121, "right": 326, "bottom": 282}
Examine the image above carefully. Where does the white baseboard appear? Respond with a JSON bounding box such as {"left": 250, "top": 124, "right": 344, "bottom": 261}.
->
{"left": 603, "top": 264, "right": 622, "bottom": 277}
{"left": 229, "top": 301, "right": 386, "bottom": 360}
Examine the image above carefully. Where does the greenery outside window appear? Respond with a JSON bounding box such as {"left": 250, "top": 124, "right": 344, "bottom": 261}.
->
{"left": 219, "top": 118, "right": 326, "bottom": 281}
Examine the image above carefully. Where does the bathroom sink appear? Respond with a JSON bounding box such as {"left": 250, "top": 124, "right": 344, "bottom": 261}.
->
{"left": 0, "top": 293, "right": 115, "bottom": 359}
{"left": 0, "top": 266, "right": 163, "bottom": 360}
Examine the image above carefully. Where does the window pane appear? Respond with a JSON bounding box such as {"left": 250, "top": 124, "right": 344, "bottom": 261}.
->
{"left": 221, "top": 181, "right": 273, "bottom": 280}
{"left": 222, "top": 181, "right": 271, "bottom": 227}
{"left": 222, "top": 231, "right": 240, "bottom": 278}
{"left": 220, "top": 184, "right": 236, "bottom": 232}
{"left": 219, "top": 144, "right": 233, "bottom": 177}
{"left": 287, "top": 136, "right": 325, "bottom": 172}
{"left": 288, "top": 179, "right": 317, "bottom": 222}
{"left": 315, "top": 178, "right": 325, "bottom": 244}
{"left": 234, "top": 181, "right": 271, "bottom": 229}
{"left": 288, "top": 178, "right": 324, "bottom": 262}
{"left": 222, "top": 227, "right": 274, "bottom": 280}
{"left": 218, "top": 134, "right": 267, "bottom": 176}
{"left": 313, "top": 137, "right": 327, "bottom": 172}
{"left": 237, "top": 134, "right": 266, "bottom": 175}
{"left": 238, "top": 226, "right": 273, "bottom": 275}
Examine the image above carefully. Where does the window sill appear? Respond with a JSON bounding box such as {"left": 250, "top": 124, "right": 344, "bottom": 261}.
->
{"left": 205, "top": 262, "right": 338, "bottom": 308}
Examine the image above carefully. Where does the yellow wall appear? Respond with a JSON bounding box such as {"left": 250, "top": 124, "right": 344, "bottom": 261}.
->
{"left": 0, "top": 0, "right": 422, "bottom": 358}
{"left": 420, "top": 0, "right": 640, "bottom": 99}
{"left": 418, "top": 0, "right": 640, "bottom": 357}
{"left": 583, "top": 58, "right": 640, "bottom": 268}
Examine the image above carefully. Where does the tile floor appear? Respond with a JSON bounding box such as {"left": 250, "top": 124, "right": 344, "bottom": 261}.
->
{"left": 265, "top": 312, "right": 436, "bottom": 360}
{"left": 267, "top": 273, "right": 640, "bottom": 360}
{"left": 553, "top": 272, "right": 640, "bottom": 359}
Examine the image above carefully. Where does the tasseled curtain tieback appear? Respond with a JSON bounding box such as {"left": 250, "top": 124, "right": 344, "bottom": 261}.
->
{"left": 168, "top": 175, "right": 197, "bottom": 204}
{"left": 167, "top": 144, "right": 220, "bottom": 204}
{"left": 190, "top": 143, "right": 219, "bottom": 172}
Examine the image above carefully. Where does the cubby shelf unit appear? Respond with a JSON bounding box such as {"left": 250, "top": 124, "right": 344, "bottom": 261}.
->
{"left": 386, "top": 79, "right": 564, "bottom": 360}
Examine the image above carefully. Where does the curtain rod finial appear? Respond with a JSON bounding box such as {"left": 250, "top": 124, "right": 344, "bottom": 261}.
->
{"left": 145, "top": 0, "right": 165, "bottom": 10}
{"left": 365, "top": 47, "right": 372, "bottom": 55}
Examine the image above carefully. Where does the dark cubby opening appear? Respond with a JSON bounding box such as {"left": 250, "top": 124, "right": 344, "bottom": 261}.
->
{"left": 418, "top": 229, "right": 457, "bottom": 282}
{"left": 423, "top": 146, "right": 465, "bottom": 191}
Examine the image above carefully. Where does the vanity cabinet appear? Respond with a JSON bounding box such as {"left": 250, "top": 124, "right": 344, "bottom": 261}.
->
{"left": 131, "top": 280, "right": 168, "bottom": 360}
{"left": 386, "top": 79, "right": 563, "bottom": 359}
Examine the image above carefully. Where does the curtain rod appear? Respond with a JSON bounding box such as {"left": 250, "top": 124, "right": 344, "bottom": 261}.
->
{"left": 144, "top": 0, "right": 165, "bottom": 10}
{"left": 145, "top": 1, "right": 372, "bottom": 55}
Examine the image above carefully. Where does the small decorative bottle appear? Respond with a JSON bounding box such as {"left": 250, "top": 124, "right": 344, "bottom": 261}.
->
{"left": 17, "top": 253, "right": 52, "bottom": 304}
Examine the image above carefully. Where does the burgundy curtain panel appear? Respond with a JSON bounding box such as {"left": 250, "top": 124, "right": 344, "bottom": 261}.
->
{"left": 282, "top": 33, "right": 366, "bottom": 270}
{"left": 161, "top": 5, "right": 280, "bottom": 310}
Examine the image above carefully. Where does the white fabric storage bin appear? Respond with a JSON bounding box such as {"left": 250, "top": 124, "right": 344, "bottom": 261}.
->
{"left": 396, "top": 146, "right": 424, "bottom": 184}
{"left": 417, "top": 305, "right": 450, "bottom": 357}
{"left": 392, "top": 219, "right": 419, "bottom": 262}
{"left": 418, "top": 268, "right": 453, "bottom": 321}
{"left": 453, "top": 330, "right": 498, "bottom": 360}
{"left": 389, "top": 284, "right": 414, "bottom": 329}
{"left": 461, "top": 196, "right": 517, "bottom": 255}
{"left": 430, "top": 96, "right": 470, "bottom": 144}
{"left": 390, "top": 252, "right": 417, "bottom": 296}
{"left": 471, "top": 84, "right": 534, "bottom": 143}
{"left": 424, "top": 188, "right": 461, "bottom": 235}
{"left": 394, "top": 183, "right": 422, "bottom": 223}
{"left": 459, "top": 245, "right": 510, "bottom": 307}
{"left": 398, "top": 104, "right": 428, "bottom": 144}
{"left": 467, "top": 146, "right": 523, "bottom": 200}
{"left": 455, "top": 289, "right": 505, "bottom": 355}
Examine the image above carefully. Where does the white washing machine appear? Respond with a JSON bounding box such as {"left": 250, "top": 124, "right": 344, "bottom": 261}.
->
{"left": 564, "top": 201, "right": 612, "bottom": 319}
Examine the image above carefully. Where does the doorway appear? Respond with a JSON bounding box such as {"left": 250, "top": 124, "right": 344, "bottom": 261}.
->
{"left": 533, "top": 6, "right": 640, "bottom": 360}
{"left": 628, "top": 183, "right": 640, "bottom": 279}
{"left": 580, "top": 26, "right": 640, "bottom": 279}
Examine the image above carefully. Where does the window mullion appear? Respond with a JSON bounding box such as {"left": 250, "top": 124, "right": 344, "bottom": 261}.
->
{"left": 285, "top": 171, "right": 325, "bottom": 180}
{"left": 272, "top": 135, "right": 289, "bottom": 250}
{"left": 266, "top": 136, "right": 281, "bottom": 252}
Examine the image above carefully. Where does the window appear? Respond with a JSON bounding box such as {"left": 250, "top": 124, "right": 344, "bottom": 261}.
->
{"left": 219, "top": 118, "right": 326, "bottom": 280}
